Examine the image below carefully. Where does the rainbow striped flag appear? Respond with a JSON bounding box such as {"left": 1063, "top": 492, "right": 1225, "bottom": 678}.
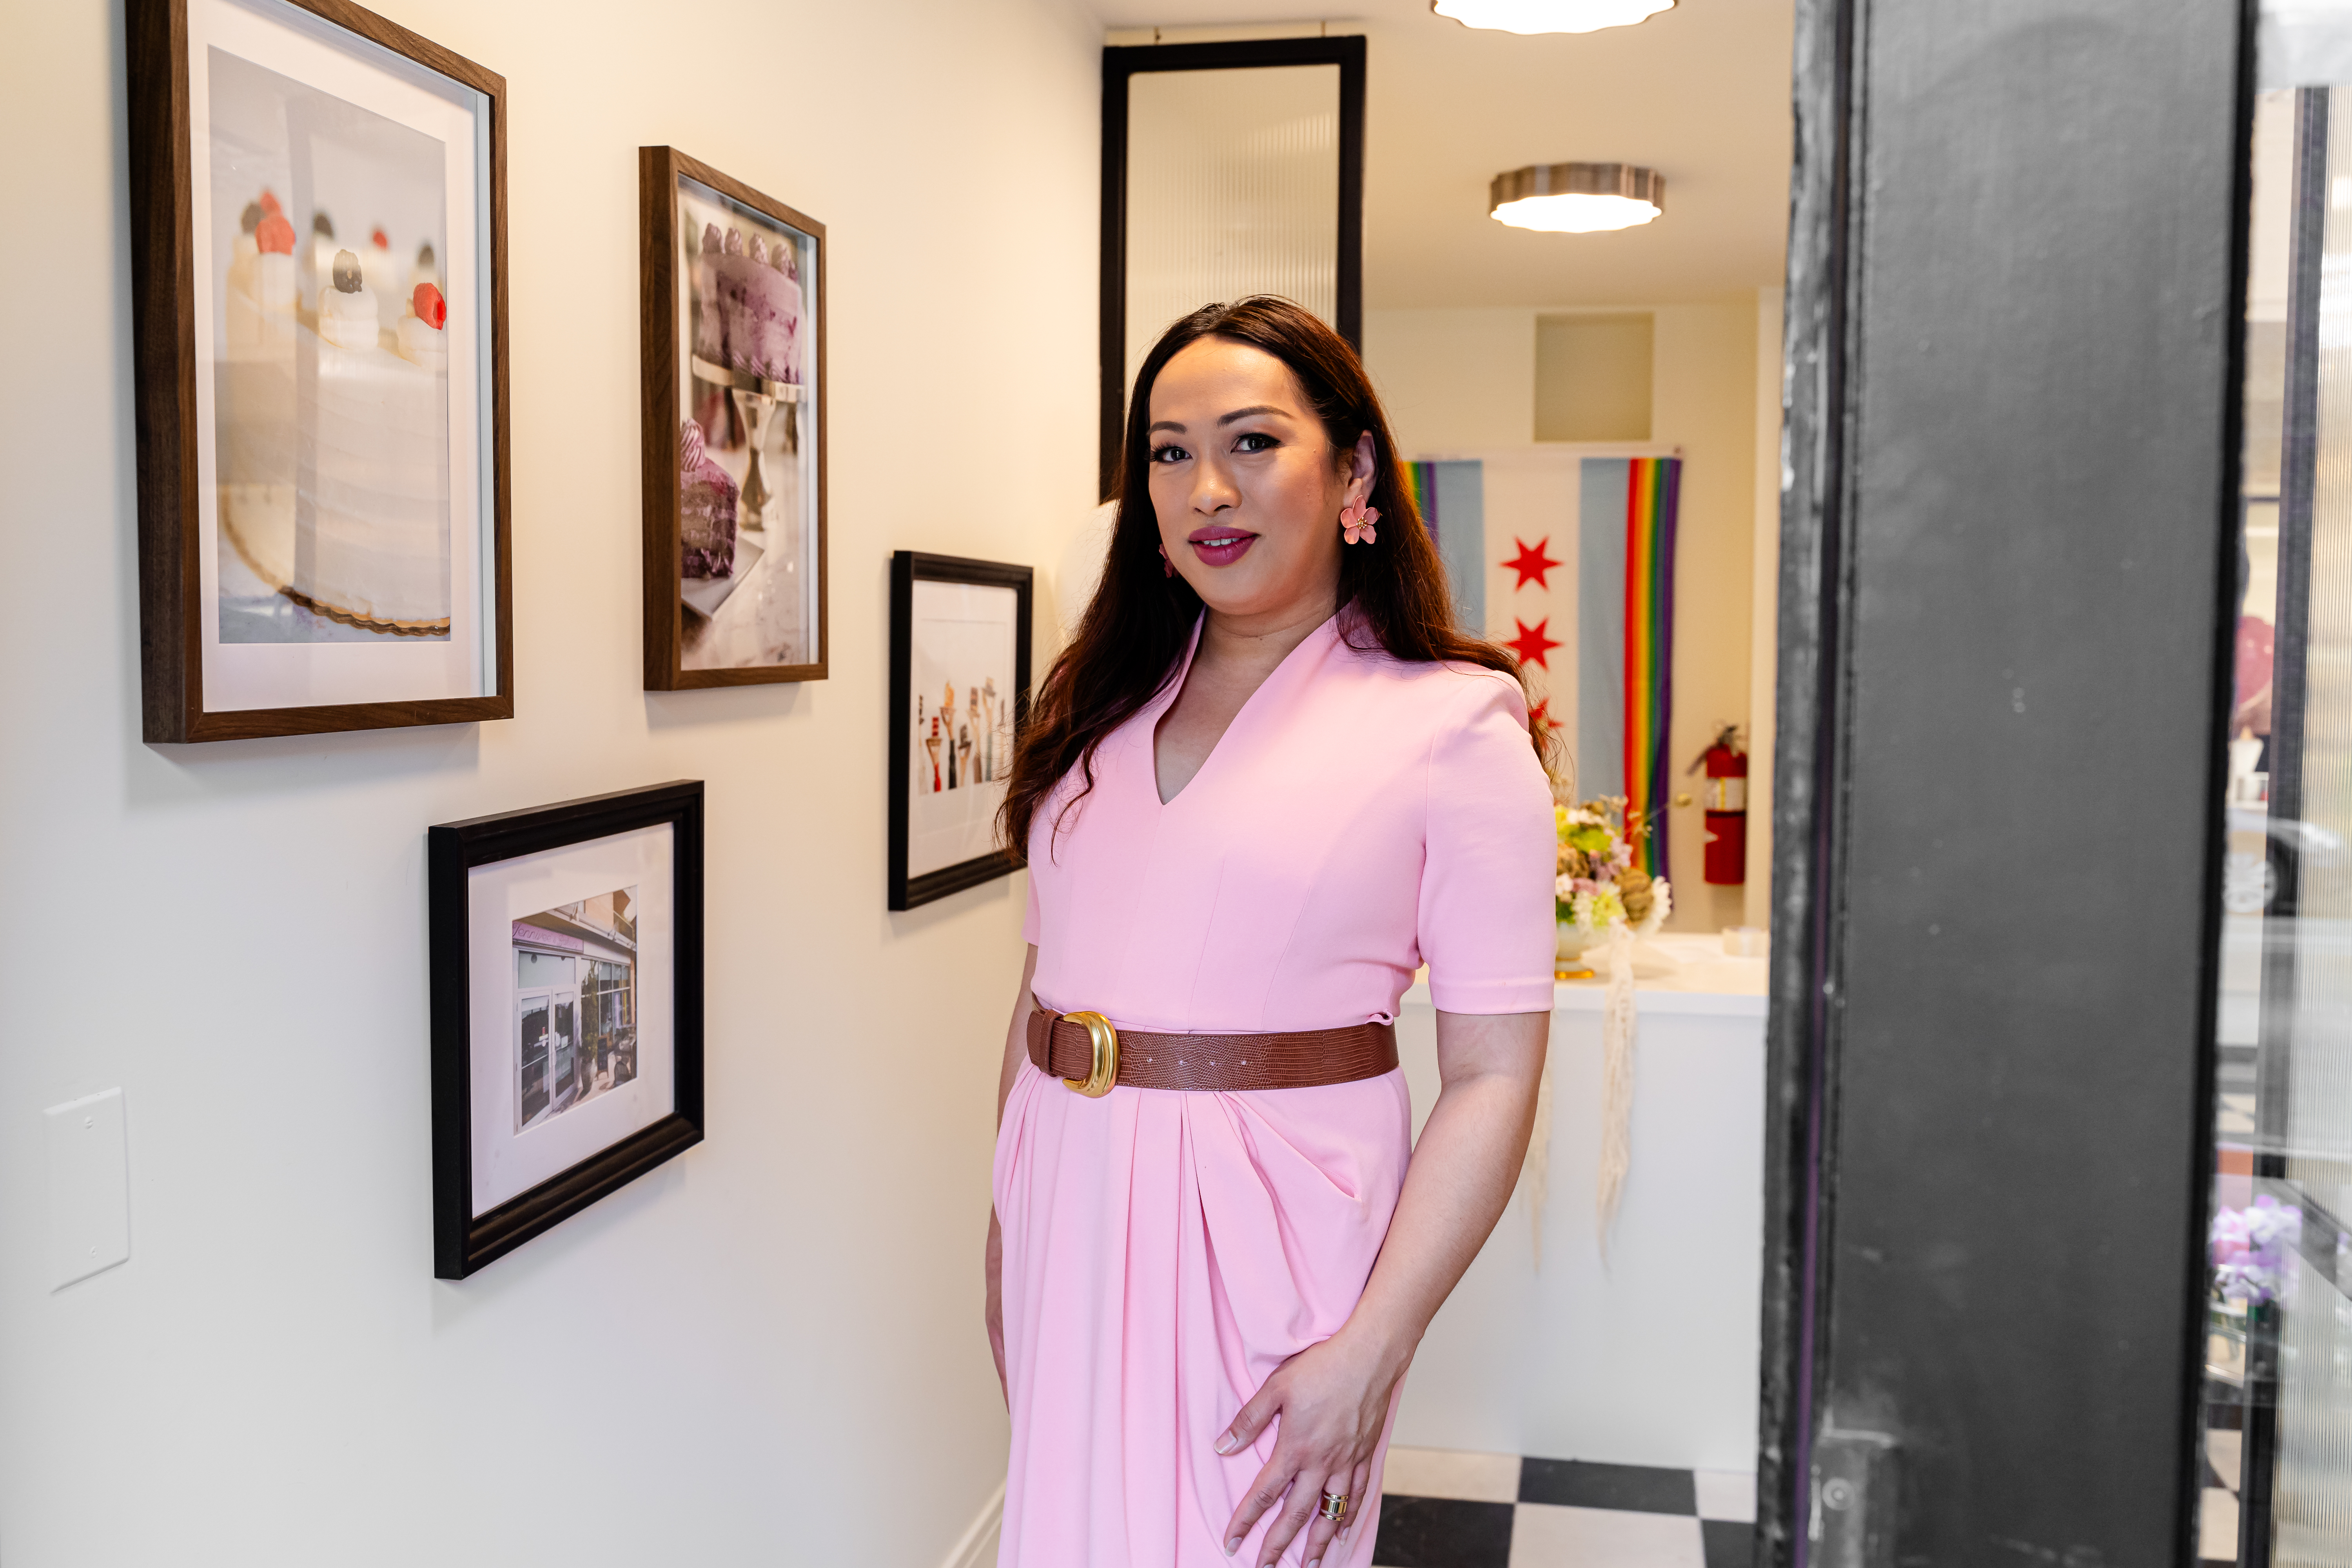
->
{"left": 1405, "top": 461, "right": 1436, "bottom": 519}
{"left": 1408, "top": 460, "right": 1486, "bottom": 632}
{"left": 1576, "top": 456, "right": 1681, "bottom": 878}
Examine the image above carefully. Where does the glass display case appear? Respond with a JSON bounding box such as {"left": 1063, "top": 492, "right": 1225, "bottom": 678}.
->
{"left": 2209, "top": 34, "right": 2352, "bottom": 1564}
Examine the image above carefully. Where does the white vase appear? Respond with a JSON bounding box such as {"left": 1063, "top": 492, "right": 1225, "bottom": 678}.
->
{"left": 1556, "top": 920, "right": 1598, "bottom": 962}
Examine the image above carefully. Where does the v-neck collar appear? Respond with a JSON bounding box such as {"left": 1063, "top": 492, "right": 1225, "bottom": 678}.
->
{"left": 1148, "top": 610, "right": 1343, "bottom": 808}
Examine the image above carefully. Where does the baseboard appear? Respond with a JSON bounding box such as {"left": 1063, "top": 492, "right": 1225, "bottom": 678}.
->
{"left": 940, "top": 1480, "right": 1005, "bottom": 1568}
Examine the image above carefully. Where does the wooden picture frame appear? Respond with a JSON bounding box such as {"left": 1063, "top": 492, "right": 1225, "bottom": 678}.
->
{"left": 888, "top": 552, "right": 1033, "bottom": 910}
{"left": 639, "top": 147, "right": 829, "bottom": 689}
{"left": 428, "top": 781, "right": 704, "bottom": 1279}
{"left": 127, "top": 0, "right": 513, "bottom": 742}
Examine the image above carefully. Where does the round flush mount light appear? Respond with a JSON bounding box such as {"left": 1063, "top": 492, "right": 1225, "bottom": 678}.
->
{"left": 1489, "top": 162, "right": 1665, "bottom": 233}
{"left": 1433, "top": 0, "right": 1674, "bottom": 34}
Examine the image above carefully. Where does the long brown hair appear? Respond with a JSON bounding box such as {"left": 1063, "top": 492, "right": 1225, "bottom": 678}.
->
{"left": 1001, "top": 296, "right": 1541, "bottom": 862}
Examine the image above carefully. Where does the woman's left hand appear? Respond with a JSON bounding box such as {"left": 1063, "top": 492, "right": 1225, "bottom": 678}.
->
{"left": 1215, "top": 1330, "right": 1405, "bottom": 1568}
{"left": 1217, "top": 1009, "right": 1546, "bottom": 1566}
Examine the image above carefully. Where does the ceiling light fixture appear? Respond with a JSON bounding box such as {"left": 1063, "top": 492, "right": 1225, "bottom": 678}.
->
{"left": 1432, "top": 0, "right": 1674, "bottom": 35}
{"left": 1489, "top": 163, "right": 1664, "bottom": 233}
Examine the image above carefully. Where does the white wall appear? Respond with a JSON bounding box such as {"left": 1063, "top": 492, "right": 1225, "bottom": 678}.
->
{"left": 1654, "top": 301, "right": 1760, "bottom": 934}
{"left": 0, "top": 1, "right": 1098, "bottom": 1563}
{"left": 1364, "top": 301, "right": 1760, "bottom": 932}
{"left": 1363, "top": 307, "right": 1539, "bottom": 456}
{"left": 1747, "top": 286, "right": 1786, "bottom": 926}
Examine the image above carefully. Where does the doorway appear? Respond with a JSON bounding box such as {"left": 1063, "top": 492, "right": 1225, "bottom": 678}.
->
{"left": 516, "top": 986, "right": 577, "bottom": 1132}
{"left": 518, "top": 991, "right": 552, "bottom": 1130}
{"left": 1100, "top": 5, "right": 1790, "bottom": 1566}
{"left": 1086, "top": 2, "right": 2311, "bottom": 1564}
{"left": 549, "top": 992, "right": 579, "bottom": 1117}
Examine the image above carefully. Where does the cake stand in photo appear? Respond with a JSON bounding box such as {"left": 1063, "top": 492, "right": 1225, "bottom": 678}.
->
{"left": 690, "top": 355, "right": 803, "bottom": 532}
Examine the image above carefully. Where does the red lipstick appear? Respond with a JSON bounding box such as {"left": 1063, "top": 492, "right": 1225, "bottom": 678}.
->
{"left": 1186, "top": 525, "right": 1258, "bottom": 567}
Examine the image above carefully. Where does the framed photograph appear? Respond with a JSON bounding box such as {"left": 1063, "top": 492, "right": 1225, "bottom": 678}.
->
{"left": 127, "top": 0, "right": 512, "bottom": 742}
{"left": 428, "top": 782, "right": 703, "bottom": 1278}
{"left": 639, "top": 147, "right": 828, "bottom": 689}
{"left": 888, "top": 553, "right": 1033, "bottom": 910}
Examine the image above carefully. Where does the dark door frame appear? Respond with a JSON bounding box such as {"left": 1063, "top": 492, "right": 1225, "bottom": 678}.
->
{"left": 1758, "top": 0, "right": 2254, "bottom": 1561}
{"left": 1098, "top": 36, "right": 1366, "bottom": 496}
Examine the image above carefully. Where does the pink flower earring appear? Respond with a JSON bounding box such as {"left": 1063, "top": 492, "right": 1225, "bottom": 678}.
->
{"left": 1158, "top": 544, "right": 1176, "bottom": 577}
{"left": 1340, "top": 504, "right": 1380, "bottom": 545}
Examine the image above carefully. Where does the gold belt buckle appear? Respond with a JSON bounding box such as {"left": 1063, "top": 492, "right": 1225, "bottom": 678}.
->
{"left": 1060, "top": 1011, "right": 1119, "bottom": 1098}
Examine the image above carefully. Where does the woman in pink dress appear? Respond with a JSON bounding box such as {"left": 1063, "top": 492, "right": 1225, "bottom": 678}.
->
{"left": 987, "top": 299, "right": 1555, "bottom": 1568}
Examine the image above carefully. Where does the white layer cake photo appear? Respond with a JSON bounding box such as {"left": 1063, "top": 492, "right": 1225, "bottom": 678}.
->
{"left": 216, "top": 200, "right": 453, "bottom": 636}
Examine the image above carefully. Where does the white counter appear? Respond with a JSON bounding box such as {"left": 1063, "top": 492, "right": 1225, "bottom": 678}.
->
{"left": 1390, "top": 936, "right": 1766, "bottom": 1472}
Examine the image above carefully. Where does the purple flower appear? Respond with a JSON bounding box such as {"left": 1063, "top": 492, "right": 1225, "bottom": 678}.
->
{"left": 2212, "top": 1197, "right": 2303, "bottom": 1305}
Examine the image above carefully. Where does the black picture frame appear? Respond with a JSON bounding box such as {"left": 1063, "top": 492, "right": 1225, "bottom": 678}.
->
{"left": 428, "top": 781, "right": 704, "bottom": 1278}
{"left": 888, "top": 552, "right": 1034, "bottom": 911}
{"left": 1100, "top": 36, "right": 1366, "bottom": 495}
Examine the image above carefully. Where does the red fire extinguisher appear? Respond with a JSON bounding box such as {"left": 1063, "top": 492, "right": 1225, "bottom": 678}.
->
{"left": 1691, "top": 725, "right": 1749, "bottom": 885}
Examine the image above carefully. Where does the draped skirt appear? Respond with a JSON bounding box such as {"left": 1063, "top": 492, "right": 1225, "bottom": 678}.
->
{"left": 993, "top": 1059, "right": 1413, "bottom": 1567}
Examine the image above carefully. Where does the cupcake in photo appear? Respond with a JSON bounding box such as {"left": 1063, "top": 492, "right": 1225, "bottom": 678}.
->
{"left": 225, "top": 189, "right": 296, "bottom": 354}
{"left": 305, "top": 212, "right": 340, "bottom": 306}
{"left": 399, "top": 282, "right": 448, "bottom": 370}
{"left": 406, "top": 239, "right": 440, "bottom": 302}
{"left": 367, "top": 225, "right": 400, "bottom": 328}
{"left": 318, "top": 247, "right": 379, "bottom": 349}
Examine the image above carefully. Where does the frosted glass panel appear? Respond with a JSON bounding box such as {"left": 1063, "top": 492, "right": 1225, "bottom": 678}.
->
{"left": 2285, "top": 90, "right": 2352, "bottom": 1236}
{"left": 1123, "top": 64, "right": 1340, "bottom": 401}
{"left": 2213, "top": 67, "right": 2352, "bottom": 1568}
{"left": 2273, "top": 87, "right": 2352, "bottom": 1568}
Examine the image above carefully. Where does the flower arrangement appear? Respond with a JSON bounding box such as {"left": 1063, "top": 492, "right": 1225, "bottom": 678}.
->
{"left": 1555, "top": 796, "right": 1671, "bottom": 939}
{"left": 2211, "top": 1194, "right": 2302, "bottom": 1307}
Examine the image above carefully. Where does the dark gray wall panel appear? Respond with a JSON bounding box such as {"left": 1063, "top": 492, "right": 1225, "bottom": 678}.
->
{"left": 1768, "top": 0, "right": 2247, "bottom": 1560}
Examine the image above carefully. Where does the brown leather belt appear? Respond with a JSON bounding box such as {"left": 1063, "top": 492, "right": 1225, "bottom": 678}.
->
{"left": 1026, "top": 999, "right": 1399, "bottom": 1096}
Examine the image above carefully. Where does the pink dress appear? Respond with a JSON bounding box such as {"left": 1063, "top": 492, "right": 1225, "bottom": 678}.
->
{"left": 993, "top": 614, "right": 1555, "bottom": 1567}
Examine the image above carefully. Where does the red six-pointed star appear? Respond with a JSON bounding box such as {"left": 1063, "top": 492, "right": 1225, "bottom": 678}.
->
{"left": 1508, "top": 617, "right": 1562, "bottom": 670}
{"left": 1502, "top": 536, "right": 1563, "bottom": 592}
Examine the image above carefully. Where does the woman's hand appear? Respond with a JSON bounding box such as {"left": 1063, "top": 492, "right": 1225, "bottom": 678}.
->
{"left": 1215, "top": 1330, "right": 1405, "bottom": 1568}
{"left": 1214, "top": 1008, "right": 1546, "bottom": 1567}
{"left": 985, "top": 1209, "right": 1008, "bottom": 1405}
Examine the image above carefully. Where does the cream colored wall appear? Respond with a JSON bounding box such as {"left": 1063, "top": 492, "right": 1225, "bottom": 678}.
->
{"left": 1363, "top": 307, "right": 1539, "bottom": 456}
{"left": 1653, "top": 301, "right": 1759, "bottom": 933}
{"left": 0, "top": 1, "right": 1098, "bottom": 1563}
{"left": 1748, "top": 286, "right": 1786, "bottom": 927}
{"left": 1365, "top": 300, "right": 1760, "bottom": 933}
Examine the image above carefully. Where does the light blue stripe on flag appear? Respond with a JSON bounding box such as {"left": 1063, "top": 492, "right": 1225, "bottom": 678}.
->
{"left": 1424, "top": 460, "right": 1485, "bottom": 635}
{"left": 1577, "top": 457, "right": 1629, "bottom": 802}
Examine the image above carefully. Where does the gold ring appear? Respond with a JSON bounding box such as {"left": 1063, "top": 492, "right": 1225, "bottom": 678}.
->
{"left": 1061, "top": 1011, "right": 1119, "bottom": 1098}
{"left": 1318, "top": 1490, "right": 1349, "bottom": 1523}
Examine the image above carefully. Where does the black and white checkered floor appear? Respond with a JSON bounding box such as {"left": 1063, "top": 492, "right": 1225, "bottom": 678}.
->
{"left": 2200, "top": 1423, "right": 2240, "bottom": 1567}
{"left": 1372, "top": 1447, "right": 1755, "bottom": 1568}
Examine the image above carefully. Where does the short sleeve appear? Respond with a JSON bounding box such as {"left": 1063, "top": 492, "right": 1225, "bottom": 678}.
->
{"left": 1417, "top": 673, "right": 1558, "bottom": 1014}
{"left": 1022, "top": 862, "right": 1042, "bottom": 946}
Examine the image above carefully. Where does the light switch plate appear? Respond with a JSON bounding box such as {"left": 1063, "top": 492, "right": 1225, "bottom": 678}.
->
{"left": 46, "top": 1088, "right": 129, "bottom": 1291}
